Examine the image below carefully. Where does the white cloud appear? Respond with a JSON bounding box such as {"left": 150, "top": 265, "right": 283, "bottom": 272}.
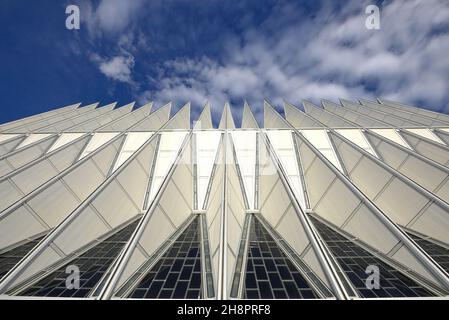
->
{"left": 138, "top": 0, "right": 449, "bottom": 123}
{"left": 82, "top": 0, "right": 145, "bottom": 37}
{"left": 80, "top": 1, "right": 148, "bottom": 87}
{"left": 91, "top": 54, "right": 135, "bottom": 84}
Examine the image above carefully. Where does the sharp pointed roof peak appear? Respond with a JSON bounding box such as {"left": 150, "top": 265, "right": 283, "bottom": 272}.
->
{"left": 241, "top": 101, "right": 259, "bottom": 129}
{"left": 194, "top": 101, "right": 213, "bottom": 130}
{"left": 219, "top": 102, "right": 236, "bottom": 129}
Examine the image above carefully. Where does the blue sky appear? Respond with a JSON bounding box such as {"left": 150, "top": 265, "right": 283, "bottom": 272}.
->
{"left": 1, "top": 0, "right": 449, "bottom": 126}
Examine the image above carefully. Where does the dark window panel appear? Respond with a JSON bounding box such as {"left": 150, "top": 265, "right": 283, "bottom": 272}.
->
{"left": 243, "top": 217, "right": 319, "bottom": 299}
{"left": 309, "top": 216, "right": 436, "bottom": 298}
{"left": 18, "top": 219, "right": 140, "bottom": 298}
{"left": 406, "top": 232, "right": 449, "bottom": 274}
{"left": 0, "top": 235, "right": 45, "bottom": 280}
{"left": 128, "top": 216, "right": 202, "bottom": 299}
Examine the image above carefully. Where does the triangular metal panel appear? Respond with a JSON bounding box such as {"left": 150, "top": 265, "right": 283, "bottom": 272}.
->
{"left": 66, "top": 102, "right": 134, "bottom": 132}
{"left": 194, "top": 102, "right": 213, "bottom": 130}
{"left": 46, "top": 133, "right": 85, "bottom": 154}
{"left": 284, "top": 101, "right": 323, "bottom": 128}
{"left": 15, "top": 134, "right": 53, "bottom": 150}
{"left": 164, "top": 103, "right": 191, "bottom": 130}
{"left": 0, "top": 103, "right": 80, "bottom": 133}
{"left": 219, "top": 103, "right": 236, "bottom": 129}
{"left": 263, "top": 101, "right": 289, "bottom": 129}
{"left": 2, "top": 103, "right": 88, "bottom": 134}
{"left": 110, "top": 132, "right": 154, "bottom": 174}
{"left": 405, "top": 128, "right": 446, "bottom": 145}
{"left": 99, "top": 103, "right": 153, "bottom": 132}
{"left": 241, "top": 101, "right": 259, "bottom": 129}
{"left": 334, "top": 129, "right": 378, "bottom": 157}
{"left": 378, "top": 99, "right": 449, "bottom": 124}
{"left": 369, "top": 128, "right": 412, "bottom": 149}
{"left": 340, "top": 99, "right": 418, "bottom": 127}
{"left": 0, "top": 135, "right": 26, "bottom": 156}
{"left": 304, "top": 100, "right": 355, "bottom": 128}
{"left": 361, "top": 99, "right": 448, "bottom": 127}
{"left": 129, "top": 102, "right": 171, "bottom": 131}
{"left": 78, "top": 132, "right": 120, "bottom": 160}
{"left": 26, "top": 103, "right": 107, "bottom": 133}
{"left": 328, "top": 99, "right": 382, "bottom": 127}
{"left": 0, "top": 134, "right": 21, "bottom": 144}
{"left": 300, "top": 129, "right": 344, "bottom": 172}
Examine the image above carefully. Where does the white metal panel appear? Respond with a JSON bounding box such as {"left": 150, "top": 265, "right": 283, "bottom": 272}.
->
{"left": 46, "top": 133, "right": 84, "bottom": 153}
{"left": 300, "top": 129, "right": 344, "bottom": 172}
{"left": 196, "top": 131, "right": 221, "bottom": 209}
{"left": 411, "top": 203, "right": 449, "bottom": 246}
{"left": 277, "top": 206, "right": 310, "bottom": 254}
{"left": 260, "top": 180, "right": 291, "bottom": 227}
{"left": 227, "top": 208, "right": 242, "bottom": 254}
{"left": 53, "top": 206, "right": 109, "bottom": 255}
{"left": 92, "top": 180, "right": 139, "bottom": 229}
{"left": 335, "top": 129, "right": 377, "bottom": 157}
{"left": 231, "top": 131, "right": 257, "bottom": 209}
{"left": 111, "top": 132, "right": 153, "bottom": 173}
{"left": 391, "top": 246, "right": 437, "bottom": 284}
{"left": 139, "top": 206, "right": 175, "bottom": 256}
{"left": 148, "top": 131, "right": 188, "bottom": 202}
{"left": 115, "top": 159, "right": 150, "bottom": 210}
{"left": 301, "top": 147, "right": 336, "bottom": 206}
{"left": 370, "top": 128, "right": 412, "bottom": 149}
{"left": 115, "top": 247, "right": 148, "bottom": 290}
{"left": 11, "top": 158, "right": 59, "bottom": 194}
{"left": 405, "top": 128, "right": 446, "bottom": 145}
{"left": 0, "top": 206, "right": 46, "bottom": 250}
{"left": 267, "top": 130, "right": 307, "bottom": 209}
{"left": 78, "top": 132, "right": 119, "bottom": 159}
{"left": 314, "top": 179, "right": 361, "bottom": 226}
{"left": 0, "top": 134, "right": 20, "bottom": 144}
{"left": 12, "top": 246, "right": 62, "bottom": 287}
{"left": 159, "top": 180, "right": 191, "bottom": 226}
{"left": 15, "top": 134, "right": 52, "bottom": 149}
{"left": 27, "top": 180, "right": 81, "bottom": 228}
{"left": 344, "top": 204, "right": 399, "bottom": 254}
{"left": 62, "top": 159, "right": 105, "bottom": 200}
{"left": 0, "top": 179, "right": 24, "bottom": 212}
{"left": 226, "top": 245, "right": 237, "bottom": 294}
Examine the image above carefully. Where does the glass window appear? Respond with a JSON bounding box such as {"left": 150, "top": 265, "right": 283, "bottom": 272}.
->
{"left": 18, "top": 219, "right": 140, "bottom": 298}
{"left": 127, "top": 216, "right": 201, "bottom": 299}
{"left": 310, "top": 216, "right": 436, "bottom": 298}
{"left": 0, "top": 235, "right": 45, "bottom": 280}
{"left": 244, "top": 217, "right": 319, "bottom": 299}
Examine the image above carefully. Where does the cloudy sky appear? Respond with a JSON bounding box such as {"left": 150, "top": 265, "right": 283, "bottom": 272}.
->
{"left": 1, "top": 0, "right": 449, "bottom": 126}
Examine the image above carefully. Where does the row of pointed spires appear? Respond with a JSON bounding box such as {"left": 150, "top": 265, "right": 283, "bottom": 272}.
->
{"left": 74, "top": 98, "right": 422, "bottom": 130}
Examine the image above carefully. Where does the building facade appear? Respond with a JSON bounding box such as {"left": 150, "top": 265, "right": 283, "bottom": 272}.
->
{"left": 0, "top": 99, "right": 449, "bottom": 299}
